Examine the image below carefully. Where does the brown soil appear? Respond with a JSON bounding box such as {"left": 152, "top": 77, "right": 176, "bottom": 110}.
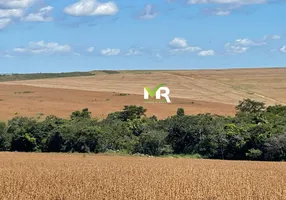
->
{"left": 3, "top": 67, "right": 285, "bottom": 121}
{"left": 0, "top": 84, "right": 235, "bottom": 121}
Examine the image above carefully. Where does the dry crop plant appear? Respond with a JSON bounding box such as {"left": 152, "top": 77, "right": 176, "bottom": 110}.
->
{"left": 0, "top": 152, "right": 285, "bottom": 200}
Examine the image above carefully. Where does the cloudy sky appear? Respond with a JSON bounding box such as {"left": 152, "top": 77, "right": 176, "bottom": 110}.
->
{"left": 0, "top": 0, "right": 285, "bottom": 73}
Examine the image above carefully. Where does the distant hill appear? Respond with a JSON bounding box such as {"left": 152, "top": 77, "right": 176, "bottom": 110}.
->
{"left": 0, "top": 72, "right": 95, "bottom": 82}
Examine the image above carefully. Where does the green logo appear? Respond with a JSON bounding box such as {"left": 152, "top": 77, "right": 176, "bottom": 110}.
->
{"left": 144, "top": 83, "right": 171, "bottom": 103}
{"left": 144, "top": 83, "right": 166, "bottom": 98}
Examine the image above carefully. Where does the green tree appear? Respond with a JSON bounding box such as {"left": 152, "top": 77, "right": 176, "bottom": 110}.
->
{"left": 266, "top": 104, "right": 286, "bottom": 116}
{"left": 34, "top": 115, "right": 67, "bottom": 151}
{"left": 11, "top": 133, "right": 37, "bottom": 152}
{"left": 223, "top": 124, "right": 246, "bottom": 159}
{"left": 44, "top": 130, "right": 64, "bottom": 152}
{"left": 165, "top": 114, "right": 223, "bottom": 156}
{"left": 236, "top": 99, "right": 265, "bottom": 113}
{"left": 70, "top": 108, "right": 91, "bottom": 120}
{"left": 135, "top": 130, "right": 171, "bottom": 156}
{"left": 177, "top": 108, "right": 185, "bottom": 116}
{"left": 246, "top": 148, "right": 262, "bottom": 160}
{"left": 0, "top": 122, "right": 9, "bottom": 151}
{"left": 264, "top": 133, "right": 286, "bottom": 161}
{"left": 7, "top": 117, "right": 39, "bottom": 151}
{"left": 100, "top": 119, "right": 137, "bottom": 153}
{"left": 119, "top": 105, "right": 147, "bottom": 121}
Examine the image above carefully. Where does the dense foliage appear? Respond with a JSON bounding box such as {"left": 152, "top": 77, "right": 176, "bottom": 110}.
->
{"left": 1, "top": 99, "right": 286, "bottom": 161}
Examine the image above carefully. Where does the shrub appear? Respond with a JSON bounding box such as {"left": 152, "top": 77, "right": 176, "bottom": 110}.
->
{"left": 176, "top": 108, "right": 185, "bottom": 116}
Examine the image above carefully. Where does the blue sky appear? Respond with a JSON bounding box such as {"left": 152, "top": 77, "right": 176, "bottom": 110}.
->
{"left": 0, "top": 0, "right": 286, "bottom": 73}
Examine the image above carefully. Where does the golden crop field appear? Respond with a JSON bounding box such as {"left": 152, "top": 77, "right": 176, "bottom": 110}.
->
{"left": 0, "top": 153, "right": 285, "bottom": 200}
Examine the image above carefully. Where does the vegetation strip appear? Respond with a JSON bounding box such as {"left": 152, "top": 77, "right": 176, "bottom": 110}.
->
{"left": 0, "top": 72, "right": 95, "bottom": 82}
{"left": 0, "top": 99, "right": 285, "bottom": 161}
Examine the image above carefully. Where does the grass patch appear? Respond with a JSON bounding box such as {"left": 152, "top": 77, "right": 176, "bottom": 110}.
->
{"left": 100, "top": 70, "right": 120, "bottom": 74}
{"left": 101, "top": 151, "right": 202, "bottom": 159}
{"left": 14, "top": 91, "right": 34, "bottom": 94}
{"left": 0, "top": 72, "right": 95, "bottom": 82}
{"left": 35, "top": 113, "right": 44, "bottom": 120}
{"left": 101, "top": 150, "right": 153, "bottom": 157}
{"left": 160, "top": 154, "right": 202, "bottom": 159}
{"left": 114, "top": 93, "right": 130, "bottom": 96}
{"left": 23, "top": 91, "right": 34, "bottom": 94}
{"left": 122, "top": 70, "right": 153, "bottom": 74}
{"left": 119, "top": 93, "right": 130, "bottom": 96}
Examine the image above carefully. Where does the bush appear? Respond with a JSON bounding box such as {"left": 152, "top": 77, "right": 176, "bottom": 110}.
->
{"left": 264, "top": 133, "right": 286, "bottom": 161}
{"left": 119, "top": 105, "right": 147, "bottom": 121}
{"left": 135, "top": 130, "right": 170, "bottom": 156}
{"left": 0, "top": 122, "right": 9, "bottom": 150}
{"left": 246, "top": 148, "right": 262, "bottom": 160}
{"left": 176, "top": 108, "right": 185, "bottom": 116}
{"left": 11, "top": 133, "right": 37, "bottom": 152}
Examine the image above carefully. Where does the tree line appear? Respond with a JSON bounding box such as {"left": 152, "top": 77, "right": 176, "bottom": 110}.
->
{"left": 0, "top": 99, "right": 286, "bottom": 161}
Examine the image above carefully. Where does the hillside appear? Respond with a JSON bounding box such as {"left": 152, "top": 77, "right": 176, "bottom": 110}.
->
{"left": 0, "top": 67, "right": 285, "bottom": 120}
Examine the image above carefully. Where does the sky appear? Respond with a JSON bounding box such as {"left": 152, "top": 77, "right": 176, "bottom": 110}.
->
{"left": 0, "top": 0, "right": 286, "bottom": 73}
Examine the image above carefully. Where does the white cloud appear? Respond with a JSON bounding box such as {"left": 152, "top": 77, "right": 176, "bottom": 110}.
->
{"left": 13, "top": 48, "right": 26, "bottom": 53}
{"left": 214, "top": 10, "right": 230, "bottom": 15}
{"left": 0, "top": 9, "right": 24, "bottom": 18}
{"left": 225, "top": 43, "right": 249, "bottom": 54}
{"left": 0, "top": 18, "right": 11, "bottom": 29}
{"left": 170, "top": 46, "right": 201, "bottom": 53}
{"left": 101, "top": 48, "right": 120, "bottom": 56}
{"left": 235, "top": 38, "right": 266, "bottom": 46}
{"left": 139, "top": 4, "right": 157, "bottom": 20}
{"left": 270, "top": 48, "right": 276, "bottom": 52}
{"left": 189, "top": 0, "right": 266, "bottom": 15}
{"left": 263, "top": 34, "right": 281, "bottom": 41}
{"left": 87, "top": 47, "right": 94, "bottom": 53}
{"left": 126, "top": 48, "right": 143, "bottom": 56}
{"left": 13, "top": 41, "right": 72, "bottom": 54}
{"left": 198, "top": 49, "right": 215, "bottom": 56}
{"left": 272, "top": 35, "right": 281, "bottom": 40}
{"left": 187, "top": 0, "right": 266, "bottom": 5}
{"left": 64, "top": 0, "right": 118, "bottom": 16}
{"left": 22, "top": 6, "right": 53, "bottom": 22}
{"left": 155, "top": 53, "right": 162, "bottom": 59}
{"left": 0, "top": 51, "right": 13, "bottom": 58}
{"left": 203, "top": 4, "right": 240, "bottom": 16}
{"left": 169, "top": 37, "right": 201, "bottom": 53}
{"left": 0, "top": 1, "right": 53, "bottom": 30}
{"left": 224, "top": 37, "right": 266, "bottom": 54}
{"left": 0, "top": 0, "right": 37, "bottom": 9}
{"left": 3, "top": 54, "right": 13, "bottom": 58}
{"left": 169, "top": 38, "right": 188, "bottom": 48}
{"left": 280, "top": 46, "right": 286, "bottom": 53}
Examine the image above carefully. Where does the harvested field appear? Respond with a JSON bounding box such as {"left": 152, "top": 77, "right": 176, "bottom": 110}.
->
{"left": 1, "top": 68, "right": 286, "bottom": 120}
{"left": 0, "top": 152, "right": 285, "bottom": 200}
{"left": 0, "top": 84, "right": 235, "bottom": 121}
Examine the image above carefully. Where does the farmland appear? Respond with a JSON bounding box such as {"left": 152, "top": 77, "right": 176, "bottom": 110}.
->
{"left": 1, "top": 69, "right": 286, "bottom": 199}
{"left": 0, "top": 152, "right": 285, "bottom": 200}
{"left": 1, "top": 68, "right": 286, "bottom": 120}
